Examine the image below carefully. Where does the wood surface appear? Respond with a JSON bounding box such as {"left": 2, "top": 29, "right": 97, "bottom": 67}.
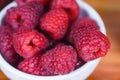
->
{"left": 0, "top": 0, "right": 120, "bottom": 80}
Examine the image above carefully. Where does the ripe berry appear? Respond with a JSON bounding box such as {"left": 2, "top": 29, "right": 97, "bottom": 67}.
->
{"left": 5, "top": 2, "right": 43, "bottom": 29}
{"left": 40, "top": 43, "right": 77, "bottom": 75}
{"left": 50, "top": 0, "right": 80, "bottom": 21}
{"left": 68, "top": 17, "right": 100, "bottom": 43}
{"left": 74, "top": 30, "right": 110, "bottom": 61}
{"left": 13, "top": 28, "right": 48, "bottom": 58}
{"left": 39, "top": 9, "right": 69, "bottom": 40}
{"left": 18, "top": 55, "right": 53, "bottom": 75}
{"left": 0, "top": 26, "right": 22, "bottom": 66}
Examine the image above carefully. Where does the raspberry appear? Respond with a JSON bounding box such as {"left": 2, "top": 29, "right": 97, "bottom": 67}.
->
{"left": 68, "top": 17, "right": 100, "bottom": 43}
{"left": 39, "top": 9, "right": 69, "bottom": 40}
{"left": 5, "top": 2, "right": 43, "bottom": 29}
{"left": 40, "top": 43, "right": 77, "bottom": 75}
{"left": 50, "top": 0, "right": 80, "bottom": 21}
{"left": 0, "top": 26, "right": 22, "bottom": 66}
{"left": 71, "top": 17, "right": 99, "bottom": 31}
{"left": 15, "top": 0, "right": 49, "bottom": 6}
{"left": 74, "top": 30, "right": 110, "bottom": 61}
{"left": 13, "top": 28, "right": 48, "bottom": 58}
{"left": 18, "top": 55, "right": 53, "bottom": 75}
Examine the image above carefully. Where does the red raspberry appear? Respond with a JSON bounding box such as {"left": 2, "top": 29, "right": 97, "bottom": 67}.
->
{"left": 71, "top": 17, "right": 99, "bottom": 31}
{"left": 0, "top": 26, "right": 22, "bottom": 66}
{"left": 5, "top": 2, "right": 43, "bottom": 29}
{"left": 68, "top": 17, "right": 100, "bottom": 43}
{"left": 40, "top": 43, "right": 77, "bottom": 75}
{"left": 74, "top": 30, "right": 110, "bottom": 61}
{"left": 13, "top": 28, "right": 48, "bottom": 58}
{"left": 39, "top": 9, "right": 69, "bottom": 40}
{"left": 18, "top": 55, "right": 53, "bottom": 76}
{"left": 15, "top": 0, "right": 49, "bottom": 6}
{"left": 50, "top": 0, "right": 80, "bottom": 21}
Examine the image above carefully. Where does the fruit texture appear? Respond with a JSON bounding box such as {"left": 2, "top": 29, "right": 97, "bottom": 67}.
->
{"left": 5, "top": 2, "right": 43, "bottom": 29}
{"left": 68, "top": 17, "right": 100, "bottom": 43}
{"left": 68, "top": 18, "right": 110, "bottom": 61}
{"left": 50, "top": 0, "right": 80, "bottom": 21}
{"left": 18, "top": 54, "right": 52, "bottom": 75}
{"left": 74, "top": 30, "right": 110, "bottom": 61}
{"left": 40, "top": 43, "right": 77, "bottom": 75}
{"left": 13, "top": 28, "right": 48, "bottom": 58}
{"left": 39, "top": 9, "right": 69, "bottom": 40}
{"left": 0, "top": 26, "right": 22, "bottom": 66}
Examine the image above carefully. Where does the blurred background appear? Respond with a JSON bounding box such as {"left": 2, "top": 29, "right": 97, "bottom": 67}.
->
{"left": 0, "top": 0, "right": 120, "bottom": 80}
{"left": 85, "top": 0, "right": 120, "bottom": 80}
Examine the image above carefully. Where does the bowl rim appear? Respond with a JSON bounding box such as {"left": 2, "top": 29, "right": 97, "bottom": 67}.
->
{"left": 0, "top": 0, "right": 105, "bottom": 80}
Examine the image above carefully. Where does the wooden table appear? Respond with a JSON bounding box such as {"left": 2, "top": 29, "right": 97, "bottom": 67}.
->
{"left": 0, "top": 0, "right": 120, "bottom": 80}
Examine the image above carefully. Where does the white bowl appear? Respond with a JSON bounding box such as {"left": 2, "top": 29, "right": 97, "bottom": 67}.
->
{"left": 0, "top": 0, "right": 106, "bottom": 80}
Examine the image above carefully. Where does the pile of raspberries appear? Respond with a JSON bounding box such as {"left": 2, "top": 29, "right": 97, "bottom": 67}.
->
{"left": 0, "top": 0, "right": 110, "bottom": 76}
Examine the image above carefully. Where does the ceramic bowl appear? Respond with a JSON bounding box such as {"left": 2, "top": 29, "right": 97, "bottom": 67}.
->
{"left": 0, "top": 0, "right": 106, "bottom": 80}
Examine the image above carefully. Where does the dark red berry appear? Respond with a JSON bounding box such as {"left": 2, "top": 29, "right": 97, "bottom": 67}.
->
{"left": 50, "top": 0, "right": 80, "bottom": 21}
{"left": 40, "top": 43, "right": 77, "bottom": 75}
{"left": 68, "top": 17, "right": 100, "bottom": 43}
{"left": 5, "top": 2, "right": 43, "bottom": 29}
{"left": 13, "top": 28, "right": 48, "bottom": 58}
{"left": 39, "top": 9, "right": 69, "bottom": 40}
{"left": 0, "top": 26, "right": 22, "bottom": 66}
{"left": 74, "top": 30, "right": 110, "bottom": 61}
